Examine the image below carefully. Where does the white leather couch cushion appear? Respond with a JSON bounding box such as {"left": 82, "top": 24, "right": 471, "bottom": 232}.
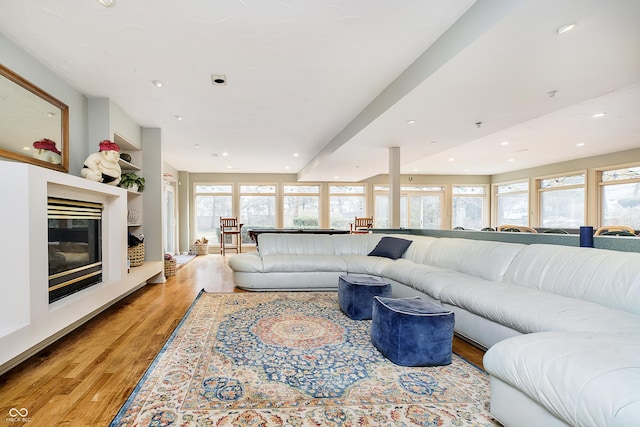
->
{"left": 397, "top": 235, "right": 438, "bottom": 263}
{"left": 343, "top": 255, "right": 395, "bottom": 276}
{"left": 332, "top": 233, "right": 384, "bottom": 255}
{"left": 381, "top": 259, "right": 451, "bottom": 299}
{"left": 504, "top": 244, "right": 640, "bottom": 315}
{"left": 484, "top": 332, "right": 640, "bottom": 427}
{"left": 262, "top": 254, "right": 347, "bottom": 272}
{"left": 440, "top": 280, "right": 640, "bottom": 337}
{"left": 228, "top": 251, "right": 263, "bottom": 272}
{"left": 257, "top": 233, "right": 336, "bottom": 256}
{"left": 424, "top": 238, "right": 524, "bottom": 282}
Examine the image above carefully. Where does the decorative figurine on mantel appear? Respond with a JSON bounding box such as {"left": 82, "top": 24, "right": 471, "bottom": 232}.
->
{"left": 32, "top": 138, "right": 62, "bottom": 165}
{"left": 81, "top": 139, "right": 121, "bottom": 185}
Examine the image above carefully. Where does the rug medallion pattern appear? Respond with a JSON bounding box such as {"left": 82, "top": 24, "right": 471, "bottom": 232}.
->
{"left": 111, "top": 292, "right": 499, "bottom": 426}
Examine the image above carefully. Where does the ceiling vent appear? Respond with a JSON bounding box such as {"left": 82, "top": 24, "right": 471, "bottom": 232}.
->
{"left": 211, "top": 74, "right": 227, "bottom": 85}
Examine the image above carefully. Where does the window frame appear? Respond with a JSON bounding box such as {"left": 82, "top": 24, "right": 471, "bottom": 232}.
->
{"left": 192, "top": 182, "right": 234, "bottom": 245}
{"left": 536, "top": 171, "right": 586, "bottom": 229}
{"left": 374, "top": 185, "right": 445, "bottom": 229}
{"left": 492, "top": 180, "right": 530, "bottom": 227}
{"left": 282, "top": 183, "right": 321, "bottom": 229}
{"left": 238, "top": 184, "right": 277, "bottom": 239}
{"left": 597, "top": 164, "right": 640, "bottom": 228}
{"left": 328, "top": 184, "right": 367, "bottom": 230}
{"left": 451, "top": 184, "right": 489, "bottom": 230}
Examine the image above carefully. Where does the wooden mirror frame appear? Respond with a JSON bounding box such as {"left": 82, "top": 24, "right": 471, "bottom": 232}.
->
{"left": 0, "top": 64, "right": 69, "bottom": 173}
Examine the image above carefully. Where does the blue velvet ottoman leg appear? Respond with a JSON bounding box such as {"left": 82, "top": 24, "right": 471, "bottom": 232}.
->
{"left": 371, "top": 296, "right": 454, "bottom": 366}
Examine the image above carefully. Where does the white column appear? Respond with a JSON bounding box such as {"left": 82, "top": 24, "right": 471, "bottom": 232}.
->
{"left": 389, "top": 147, "right": 401, "bottom": 228}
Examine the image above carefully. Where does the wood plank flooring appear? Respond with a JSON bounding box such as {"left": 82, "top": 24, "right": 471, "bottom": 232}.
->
{"left": 0, "top": 254, "right": 485, "bottom": 426}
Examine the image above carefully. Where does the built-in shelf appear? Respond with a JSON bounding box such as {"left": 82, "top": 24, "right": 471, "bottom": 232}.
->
{"left": 118, "top": 158, "right": 140, "bottom": 171}
{"left": 128, "top": 223, "right": 142, "bottom": 227}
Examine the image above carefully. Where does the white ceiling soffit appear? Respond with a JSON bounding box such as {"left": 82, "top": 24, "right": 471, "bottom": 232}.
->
{"left": 298, "top": 0, "right": 640, "bottom": 181}
{"left": 0, "top": 0, "right": 639, "bottom": 180}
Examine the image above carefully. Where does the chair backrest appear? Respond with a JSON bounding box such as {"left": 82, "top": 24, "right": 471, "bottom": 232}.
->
{"left": 542, "top": 228, "right": 570, "bottom": 234}
{"left": 594, "top": 225, "right": 637, "bottom": 236}
{"left": 497, "top": 224, "right": 537, "bottom": 233}
{"left": 354, "top": 216, "right": 373, "bottom": 230}
{"left": 220, "top": 217, "right": 239, "bottom": 231}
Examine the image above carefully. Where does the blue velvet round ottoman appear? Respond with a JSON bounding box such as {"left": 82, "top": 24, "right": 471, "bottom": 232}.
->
{"left": 371, "top": 296, "right": 454, "bottom": 366}
{"left": 338, "top": 275, "right": 392, "bottom": 320}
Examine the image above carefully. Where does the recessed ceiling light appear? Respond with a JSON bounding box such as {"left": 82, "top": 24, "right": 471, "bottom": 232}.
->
{"left": 333, "top": 176, "right": 339, "bottom": 180}
{"left": 576, "top": 142, "right": 585, "bottom": 147}
{"left": 293, "top": 153, "right": 299, "bottom": 157}
{"left": 407, "top": 120, "right": 415, "bottom": 124}
{"left": 500, "top": 141, "right": 509, "bottom": 146}
{"left": 97, "top": 0, "right": 114, "bottom": 7}
{"left": 508, "top": 158, "right": 515, "bottom": 162}
{"left": 464, "top": 169, "right": 470, "bottom": 172}
{"left": 152, "top": 80, "right": 163, "bottom": 88}
{"left": 175, "top": 115, "right": 183, "bottom": 121}
{"left": 47, "top": 112, "right": 56, "bottom": 117}
{"left": 557, "top": 23, "right": 576, "bottom": 34}
{"left": 592, "top": 112, "right": 606, "bottom": 118}
{"left": 194, "top": 144, "right": 200, "bottom": 148}
{"left": 211, "top": 74, "right": 227, "bottom": 85}
{"left": 413, "top": 169, "right": 419, "bottom": 172}
{"left": 222, "top": 152, "right": 229, "bottom": 156}
{"left": 448, "top": 158, "right": 455, "bottom": 162}
{"left": 284, "top": 166, "right": 290, "bottom": 170}
{"left": 23, "top": 146, "right": 31, "bottom": 151}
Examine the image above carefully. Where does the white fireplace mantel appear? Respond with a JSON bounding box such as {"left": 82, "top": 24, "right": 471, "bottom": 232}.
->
{"left": 0, "top": 161, "right": 162, "bottom": 373}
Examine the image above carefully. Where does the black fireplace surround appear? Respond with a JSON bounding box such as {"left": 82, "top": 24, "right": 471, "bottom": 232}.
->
{"left": 48, "top": 198, "right": 102, "bottom": 303}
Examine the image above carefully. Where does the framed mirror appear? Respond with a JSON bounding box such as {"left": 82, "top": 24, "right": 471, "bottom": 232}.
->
{"left": 0, "top": 64, "right": 69, "bottom": 173}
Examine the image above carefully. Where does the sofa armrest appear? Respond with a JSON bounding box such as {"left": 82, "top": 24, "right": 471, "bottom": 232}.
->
{"left": 228, "top": 252, "right": 264, "bottom": 272}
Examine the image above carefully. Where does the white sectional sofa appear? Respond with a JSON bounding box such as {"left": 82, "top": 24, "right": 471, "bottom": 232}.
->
{"left": 228, "top": 233, "right": 640, "bottom": 427}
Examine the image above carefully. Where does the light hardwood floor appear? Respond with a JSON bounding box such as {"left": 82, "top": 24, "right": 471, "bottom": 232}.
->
{"left": 0, "top": 254, "right": 485, "bottom": 426}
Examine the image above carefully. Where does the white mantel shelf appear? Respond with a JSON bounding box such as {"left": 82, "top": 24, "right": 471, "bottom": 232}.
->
{"left": 0, "top": 161, "right": 163, "bottom": 374}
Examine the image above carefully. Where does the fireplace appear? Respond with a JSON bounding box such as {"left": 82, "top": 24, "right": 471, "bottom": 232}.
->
{"left": 48, "top": 198, "right": 103, "bottom": 303}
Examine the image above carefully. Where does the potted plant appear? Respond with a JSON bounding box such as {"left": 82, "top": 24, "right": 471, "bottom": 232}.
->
{"left": 119, "top": 172, "right": 145, "bottom": 192}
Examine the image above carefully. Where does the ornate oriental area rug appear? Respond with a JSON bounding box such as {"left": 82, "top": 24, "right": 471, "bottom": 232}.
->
{"left": 111, "top": 291, "right": 499, "bottom": 426}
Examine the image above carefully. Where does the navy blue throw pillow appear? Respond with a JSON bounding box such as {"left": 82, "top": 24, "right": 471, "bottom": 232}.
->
{"left": 368, "top": 237, "right": 412, "bottom": 260}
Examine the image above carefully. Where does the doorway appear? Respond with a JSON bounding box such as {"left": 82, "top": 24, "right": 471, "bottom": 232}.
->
{"left": 163, "top": 182, "right": 177, "bottom": 255}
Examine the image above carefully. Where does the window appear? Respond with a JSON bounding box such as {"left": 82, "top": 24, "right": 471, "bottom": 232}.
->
{"left": 329, "top": 185, "right": 365, "bottom": 229}
{"left": 452, "top": 186, "right": 487, "bottom": 230}
{"left": 374, "top": 185, "right": 444, "bottom": 229}
{"left": 240, "top": 185, "right": 276, "bottom": 242}
{"left": 600, "top": 166, "right": 640, "bottom": 228}
{"left": 283, "top": 185, "right": 320, "bottom": 228}
{"left": 194, "top": 184, "right": 232, "bottom": 244}
{"left": 539, "top": 174, "right": 585, "bottom": 228}
{"left": 495, "top": 181, "right": 529, "bottom": 226}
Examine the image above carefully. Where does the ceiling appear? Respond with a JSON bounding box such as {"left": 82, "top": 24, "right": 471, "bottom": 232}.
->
{"left": 1, "top": 0, "right": 639, "bottom": 181}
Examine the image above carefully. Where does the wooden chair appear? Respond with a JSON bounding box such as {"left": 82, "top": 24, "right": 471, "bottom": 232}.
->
{"left": 220, "top": 217, "right": 243, "bottom": 255}
{"left": 594, "top": 225, "right": 637, "bottom": 237}
{"left": 542, "top": 229, "right": 570, "bottom": 234}
{"left": 497, "top": 224, "right": 538, "bottom": 233}
{"left": 350, "top": 216, "right": 373, "bottom": 234}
